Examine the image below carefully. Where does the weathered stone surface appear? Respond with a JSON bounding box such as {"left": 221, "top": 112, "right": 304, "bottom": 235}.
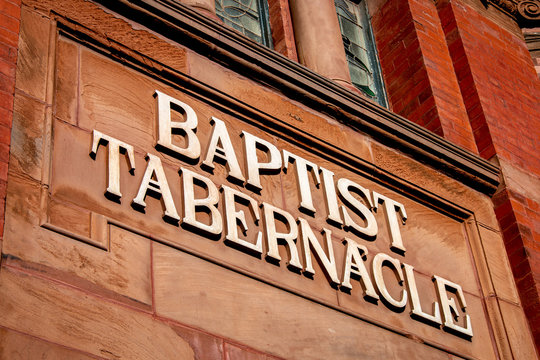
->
{"left": 498, "top": 299, "right": 538, "bottom": 360}
{"left": 4, "top": 1, "right": 533, "bottom": 358}
{"left": 3, "top": 171, "right": 152, "bottom": 307}
{"left": 337, "top": 262, "right": 496, "bottom": 359}
{"left": 0, "top": 327, "right": 96, "bottom": 360}
{"left": 0, "top": 266, "right": 195, "bottom": 360}
{"left": 483, "top": 296, "right": 513, "bottom": 359}
{"left": 224, "top": 343, "right": 276, "bottom": 360}
{"left": 187, "top": 51, "right": 375, "bottom": 165}
{"left": 11, "top": 92, "right": 45, "bottom": 180}
{"left": 171, "top": 324, "right": 224, "bottom": 360}
{"left": 55, "top": 36, "right": 79, "bottom": 126}
{"left": 78, "top": 46, "right": 157, "bottom": 150}
{"left": 15, "top": 8, "right": 50, "bottom": 101}
{"left": 370, "top": 141, "right": 499, "bottom": 229}
{"left": 478, "top": 225, "right": 521, "bottom": 304}
{"left": 499, "top": 158, "right": 540, "bottom": 205}
{"left": 153, "top": 242, "right": 461, "bottom": 360}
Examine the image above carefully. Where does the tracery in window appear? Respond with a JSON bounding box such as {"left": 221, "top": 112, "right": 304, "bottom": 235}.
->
{"left": 335, "top": 0, "right": 386, "bottom": 106}
{"left": 216, "top": 0, "right": 273, "bottom": 47}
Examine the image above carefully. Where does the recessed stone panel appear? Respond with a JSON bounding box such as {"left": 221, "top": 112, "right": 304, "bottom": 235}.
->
{"left": 1, "top": 6, "right": 529, "bottom": 358}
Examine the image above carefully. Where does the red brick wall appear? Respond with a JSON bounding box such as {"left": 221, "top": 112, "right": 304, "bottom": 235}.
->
{"left": 0, "top": 0, "right": 20, "bottom": 244}
{"left": 268, "top": 0, "right": 298, "bottom": 61}
{"left": 437, "top": 0, "right": 540, "bottom": 169}
{"left": 436, "top": 0, "right": 540, "bottom": 349}
{"left": 371, "top": 0, "right": 477, "bottom": 153}
{"left": 373, "top": 0, "right": 540, "bottom": 348}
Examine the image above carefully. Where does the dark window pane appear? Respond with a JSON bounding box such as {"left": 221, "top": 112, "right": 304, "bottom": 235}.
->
{"left": 216, "top": 0, "right": 273, "bottom": 48}
{"left": 335, "top": 0, "right": 387, "bottom": 106}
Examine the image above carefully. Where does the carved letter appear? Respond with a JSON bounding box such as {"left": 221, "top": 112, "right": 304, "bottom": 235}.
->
{"left": 90, "top": 129, "right": 135, "bottom": 200}
{"left": 180, "top": 168, "right": 222, "bottom": 237}
{"left": 402, "top": 263, "right": 442, "bottom": 327}
{"left": 341, "top": 238, "right": 379, "bottom": 302}
{"left": 372, "top": 192, "right": 407, "bottom": 254}
{"left": 222, "top": 184, "right": 262, "bottom": 254}
{"left": 132, "top": 153, "right": 180, "bottom": 222}
{"left": 242, "top": 131, "right": 282, "bottom": 191}
{"left": 320, "top": 167, "right": 343, "bottom": 225}
{"left": 155, "top": 90, "right": 200, "bottom": 161}
{"left": 372, "top": 253, "right": 408, "bottom": 312}
{"left": 298, "top": 218, "right": 340, "bottom": 285}
{"left": 338, "top": 178, "right": 378, "bottom": 238}
{"left": 283, "top": 151, "right": 320, "bottom": 214}
{"left": 433, "top": 275, "right": 473, "bottom": 339}
{"left": 262, "top": 202, "right": 302, "bottom": 270}
{"left": 202, "top": 117, "right": 245, "bottom": 182}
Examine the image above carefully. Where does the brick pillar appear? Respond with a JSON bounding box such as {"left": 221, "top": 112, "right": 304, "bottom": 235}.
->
{"left": 436, "top": 0, "right": 540, "bottom": 349}
{"left": 371, "top": 0, "right": 478, "bottom": 153}
{"left": 0, "top": 0, "right": 20, "bottom": 246}
{"left": 268, "top": 0, "right": 298, "bottom": 61}
{"left": 288, "top": 0, "right": 352, "bottom": 88}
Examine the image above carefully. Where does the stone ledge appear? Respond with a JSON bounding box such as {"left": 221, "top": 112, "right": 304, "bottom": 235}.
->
{"left": 95, "top": 0, "right": 500, "bottom": 195}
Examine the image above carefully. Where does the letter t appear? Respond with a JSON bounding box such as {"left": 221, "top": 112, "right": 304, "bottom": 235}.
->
{"left": 90, "top": 130, "right": 136, "bottom": 201}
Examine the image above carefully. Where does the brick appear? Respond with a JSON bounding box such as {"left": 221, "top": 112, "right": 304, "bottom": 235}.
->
{"left": 0, "top": 123, "right": 10, "bottom": 144}
{"left": 0, "top": 12, "right": 19, "bottom": 33}
{"left": 0, "top": 0, "right": 20, "bottom": 19}
{"left": 0, "top": 57, "right": 15, "bottom": 78}
{"left": 373, "top": 0, "right": 476, "bottom": 152}
{"left": 0, "top": 106, "right": 10, "bottom": 127}
{"left": 0, "top": 266, "right": 196, "bottom": 359}
{"left": 0, "top": 73, "right": 14, "bottom": 93}
{"left": 0, "top": 24, "right": 18, "bottom": 47}
{"left": 0, "top": 42, "right": 17, "bottom": 63}
{"left": 0, "top": 90, "right": 13, "bottom": 112}
{"left": 267, "top": 0, "right": 297, "bottom": 61}
{"left": 0, "top": 160, "right": 7, "bottom": 181}
{"left": 0, "top": 142, "right": 9, "bottom": 162}
{"left": 508, "top": 247, "right": 529, "bottom": 269}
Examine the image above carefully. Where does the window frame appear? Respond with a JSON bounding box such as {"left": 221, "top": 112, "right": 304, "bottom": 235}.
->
{"left": 335, "top": 0, "right": 387, "bottom": 106}
{"left": 215, "top": 0, "right": 274, "bottom": 48}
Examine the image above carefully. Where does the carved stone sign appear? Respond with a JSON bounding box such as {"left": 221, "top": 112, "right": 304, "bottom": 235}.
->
{"left": 7, "top": 23, "right": 519, "bottom": 358}
{"left": 89, "top": 89, "right": 473, "bottom": 339}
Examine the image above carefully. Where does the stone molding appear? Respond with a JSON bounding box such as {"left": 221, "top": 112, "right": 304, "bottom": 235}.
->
{"left": 95, "top": 0, "right": 500, "bottom": 195}
{"left": 486, "top": 0, "right": 540, "bottom": 26}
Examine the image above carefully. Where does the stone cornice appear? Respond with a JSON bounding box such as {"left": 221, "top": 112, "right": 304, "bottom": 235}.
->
{"left": 487, "top": 0, "right": 540, "bottom": 26}
{"left": 95, "top": 0, "right": 500, "bottom": 195}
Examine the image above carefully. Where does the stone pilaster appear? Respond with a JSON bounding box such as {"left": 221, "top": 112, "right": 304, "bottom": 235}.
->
{"left": 288, "top": 0, "right": 352, "bottom": 87}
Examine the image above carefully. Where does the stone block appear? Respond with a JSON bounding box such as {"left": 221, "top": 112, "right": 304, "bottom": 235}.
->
{"left": 224, "top": 343, "right": 268, "bottom": 360}
{"left": 11, "top": 92, "right": 45, "bottom": 181}
{"left": 0, "top": 266, "right": 195, "bottom": 359}
{"left": 498, "top": 299, "right": 538, "bottom": 360}
{"left": 15, "top": 7, "right": 49, "bottom": 101}
{"left": 3, "top": 170, "right": 152, "bottom": 307}
{"left": 478, "top": 225, "right": 520, "bottom": 304}
{"left": 153, "top": 242, "right": 462, "bottom": 360}
{"left": 171, "top": 324, "right": 224, "bottom": 360}
{"left": 0, "top": 327, "right": 96, "bottom": 360}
